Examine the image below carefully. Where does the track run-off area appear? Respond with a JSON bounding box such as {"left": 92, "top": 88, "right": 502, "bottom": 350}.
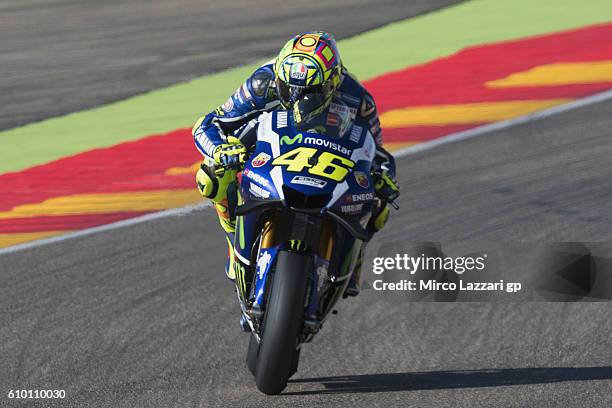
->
{"left": 1, "top": 0, "right": 612, "bottom": 248}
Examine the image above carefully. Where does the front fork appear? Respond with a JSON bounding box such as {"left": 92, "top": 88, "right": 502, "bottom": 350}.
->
{"left": 239, "top": 216, "right": 356, "bottom": 338}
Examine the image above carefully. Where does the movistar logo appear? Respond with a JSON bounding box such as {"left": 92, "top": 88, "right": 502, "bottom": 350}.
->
{"left": 280, "top": 133, "right": 303, "bottom": 145}
{"left": 304, "top": 136, "right": 352, "bottom": 155}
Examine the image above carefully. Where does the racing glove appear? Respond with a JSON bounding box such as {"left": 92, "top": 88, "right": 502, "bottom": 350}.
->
{"left": 212, "top": 136, "right": 247, "bottom": 174}
{"left": 373, "top": 164, "right": 400, "bottom": 208}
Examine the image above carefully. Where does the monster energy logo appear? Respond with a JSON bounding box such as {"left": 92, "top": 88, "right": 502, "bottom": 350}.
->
{"left": 280, "top": 133, "right": 303, "bottom": 145}
{"left": 234, "top": 262, "right": 248, "bottom": 299}
{"left": 289, "top": 240, "right": 307, "bottom": 252}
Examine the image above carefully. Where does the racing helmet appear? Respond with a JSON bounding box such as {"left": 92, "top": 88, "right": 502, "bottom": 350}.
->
{"left": 274, "top": 31, "right": 342, "bottom": 110}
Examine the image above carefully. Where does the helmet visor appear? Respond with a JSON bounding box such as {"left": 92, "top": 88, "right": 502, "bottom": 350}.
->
{"left": 292, "top": 93, "right": 328, "bottom": 126}
{"left": 277, "top": 79, "right": 324, "bottom": 107}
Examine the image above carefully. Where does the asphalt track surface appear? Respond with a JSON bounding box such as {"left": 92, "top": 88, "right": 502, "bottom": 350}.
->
{"left": 2, "top": 98, "right": 612, "bottom": 407}
{"left": 0, "top": 0, "right": 463, "bottom": 131}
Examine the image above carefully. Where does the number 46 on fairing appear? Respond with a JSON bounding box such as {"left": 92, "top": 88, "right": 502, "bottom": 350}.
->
{"left": 272, "top": 147, "right": 354, "bottom": 182}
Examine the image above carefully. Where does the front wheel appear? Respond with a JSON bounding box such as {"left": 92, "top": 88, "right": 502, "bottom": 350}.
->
{"left": 255, "top": 251, "right": 311, "bottom": 395}
{"left": 246, "top": 333, "right": 259, "bottom": 376}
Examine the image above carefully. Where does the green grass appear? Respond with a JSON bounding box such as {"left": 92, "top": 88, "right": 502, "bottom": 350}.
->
{"left": 2, "top": 0, "right": 611, "bottom": 173}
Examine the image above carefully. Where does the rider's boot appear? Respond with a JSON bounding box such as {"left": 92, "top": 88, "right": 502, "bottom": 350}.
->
{"left": 343, "top": 204, "right": 390, "bottom": 298}
{"left": 344, "top": 246, "right": 363, "bottom": 297}
{"left": 196, "top": 161, "right": 239, "bottom": 280}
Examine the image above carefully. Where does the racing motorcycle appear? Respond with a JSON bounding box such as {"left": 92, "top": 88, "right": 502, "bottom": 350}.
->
{"left": 231, "top": 109, "right": 384, "bottom": 394}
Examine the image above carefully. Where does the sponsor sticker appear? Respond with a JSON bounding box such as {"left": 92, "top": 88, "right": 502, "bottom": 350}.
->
{"left": 290, "top": 62, "right": 307, "bottom": 80}
{"left": 280, "top": 133, "right": 302, "bottom": 145}
{"left": 249, "top": 183, "right": 270, "bottom": 198}
{"left": 349, "top": 125, "right": 363, "bottom": 143}
{"left": 243, "top": 168, "right": 268, "bottom": 186}
{"left": 341, "top": 203, "right": 364, "bottom": 214}
{"left": 354, "top": 171, "right": 370, "bottom": 188}
{"left": 241, "top": 83, "right": 252, "bottom": 101}
{"left": 303, "top": 136, "right": 352, "bottom": 156}
{"left": 350, "top": 192, "right": 375, "bottom": 202}
{"left": 277, "top": 111, "right": 288, "bottom": 128}
{"left": 222, "top": 97, "right": 234, "bottom": 112}
{"left": 330, "top": 103, "right": 357, "bottom": 120}
{"left": 336, "top": 91, "right": 361, "bottom": 105}
{"left": 251, "top": 152, "right": 271, "bottom": 168}
{"left": 326, "top": 113, "right": 339, "bottom": 127}
{"left": 257, "top": 250, "right": 272, "bottom": 279}
{"left": 291, "top": 175, "right": 327, "bottom": 188}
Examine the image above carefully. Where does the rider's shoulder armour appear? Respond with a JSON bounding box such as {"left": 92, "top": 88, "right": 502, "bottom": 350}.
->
{"left": 245, "top": 61, "right": 277, "bottom": 108}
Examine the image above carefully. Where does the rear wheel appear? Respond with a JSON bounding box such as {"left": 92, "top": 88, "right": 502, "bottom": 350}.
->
{"left": 255, "top": 251, "right": 311, "bottom": 395}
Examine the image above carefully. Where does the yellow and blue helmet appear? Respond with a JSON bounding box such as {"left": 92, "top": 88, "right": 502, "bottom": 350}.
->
{"left": 274, "top": 31, "right": 342, "bottom": 109}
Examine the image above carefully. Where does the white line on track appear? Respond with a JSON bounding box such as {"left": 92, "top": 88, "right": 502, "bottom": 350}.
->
{"left": 2, "top": 88, "right": 612, "bottom": 256}
{"left": 392, "top": 88, "right": 612, "bottom": 158}
{"left": 0, "top": 202, "right": 209, "bottom": 256}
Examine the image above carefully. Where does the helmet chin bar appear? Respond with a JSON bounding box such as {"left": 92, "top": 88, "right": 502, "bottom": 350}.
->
{"left": 292, "top": 93, "right": 329, "bottom": 125}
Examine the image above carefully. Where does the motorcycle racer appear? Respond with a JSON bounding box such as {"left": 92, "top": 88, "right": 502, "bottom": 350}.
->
{"left": 193, "top": 31, "right": 399, "bottom": 296}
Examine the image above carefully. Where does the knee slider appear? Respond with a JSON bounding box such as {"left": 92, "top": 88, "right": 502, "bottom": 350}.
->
{"left": 196, "top": 164, "right": 219, "bottom": 199}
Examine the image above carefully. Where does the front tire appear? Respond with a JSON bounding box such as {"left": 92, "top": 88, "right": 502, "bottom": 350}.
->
{"left": 246, "top": 333, "right": 259, "bottom": 376}
{"left": 255, "top": 251, "right": 311, "bottom": 395}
